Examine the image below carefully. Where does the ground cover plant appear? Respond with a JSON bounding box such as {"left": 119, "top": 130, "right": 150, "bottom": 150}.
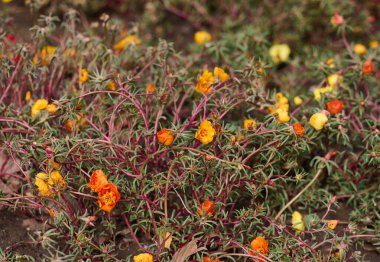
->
{"left": 0, "top": 0, "right": 379, "bottom": 261}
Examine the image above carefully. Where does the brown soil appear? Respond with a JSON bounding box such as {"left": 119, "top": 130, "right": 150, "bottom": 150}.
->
{"left": 0, "top": 208, "right": 46, "bottom": 260}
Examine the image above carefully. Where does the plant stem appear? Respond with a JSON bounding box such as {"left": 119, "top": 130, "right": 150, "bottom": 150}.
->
{"left": 275, "top": 167, "right": 324, "bottom": 220}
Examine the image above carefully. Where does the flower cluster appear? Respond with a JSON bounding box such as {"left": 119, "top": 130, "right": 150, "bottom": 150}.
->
{"left": 35, "top": 171, "right": 66, "bottom": 197}
{"left": 87, "top": 170, "right": 120, "bottom": 212}
{"left": 195, "top": 67, "right": 230, "bottom": 95}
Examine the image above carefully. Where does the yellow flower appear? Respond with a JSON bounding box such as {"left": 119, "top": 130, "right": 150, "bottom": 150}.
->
{"left": 80, "top": 69, "right": 89, "bottom": 84}
{"left": 244, "top": 119, "right": 256, "bottom": 130}
{"left": 294, "top": 96, "right": 302, "bottom": 106}
{"left": 370, "top": 40, "right": 379, "bottom": 48}
{"left": 46, "top": 104, "right": 57, "bottom": 114}
{"left": 133, "top": 253, "right": 153, "bottom": 262}
{"left": 195, "top": 120, "right": 216, "bottom": 144}
{"left": 276, "top": 107, "right": 290, "bottom": 123}
{"left": 64, "top": 48, "right": 75, "bottom": 59}
{"left": 269, "top": 44, "right": 291, "bottom": 64}
{"left": 309, "top": 112, "right": 328, "bottom": 131}
{"left": 195, "top": 70, "right": 214, "bottom": 95}
{"left": 31, "top": 98, "right": 48, "bottom": 117}
{"left": 107, "top": 81, "right": 116, "bottom": 91}
{"left": 292, "top": 211, "right": 304, "bottom": 233}
{"left": 213, "top": 67, "right": 230, "bottom": 82}
{"left": 325, "top": 58, "right": 335, "bottom": 68}
{"left": 114, "top": 35, "right": 142, "bottom": 52}
{"left": 313, "top": 86, "right": 333, "bottom": 101}
{"left": 35, "top": 172, "right": 51, "bottom": 196}
{"left": 194, "top": 31, "right": 212, "bottom": 45}
{"left": 33, "top": 45, "right": 57, "bottom": 66}
{"left": 47, "top": 171, "right": 66, "bottom": 192}
{"left": 2, "top": 0, "right": 14, "bottom": 3}
{"left": 327, "top": 74, "right": 341, "bottom": 88}
{"left": 354, "top": 43, "right": 367, "bottom": 55}
{"left": 25, "top": 91, "right": 31, "bottom": 102}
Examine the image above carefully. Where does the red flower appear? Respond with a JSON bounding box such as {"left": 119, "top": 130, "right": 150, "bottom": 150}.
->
{"left": 326, "top": 99, "right": 344, "bottom": 115}
{"left": 6, "top": 34, "right": 16, "bottom": 43}
{"left": 362, "top": 60, "right": 374, "bottom": 75}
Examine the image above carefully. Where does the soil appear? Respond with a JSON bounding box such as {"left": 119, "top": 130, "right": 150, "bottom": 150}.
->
{"left": 0, "top": 208, "right": 47, "bottom": 260}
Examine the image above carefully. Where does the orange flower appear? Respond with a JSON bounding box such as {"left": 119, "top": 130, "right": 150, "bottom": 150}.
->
{"left": 197, "top": 200, "right": 215, "bottom": 216}
{"left": 203, "top": 257, "right": 221, "bottom": 262}
{"left": 98, "top": 182, "right": 120, "bottom": 212}
{"left": 250, "top": 236, "right": 268, "bottom": 255}
{"left": 157, "top": 128, "right": 174, "bottom": 146}
{"left": 195, "top": 70, "right": 214, "bottom": 95}
{"left": 292, "top": 122, "right": 305, "bottom": 137}
{"left": 87, "top": 170, "right": 108, "bottom": 193}
{"left": 146, "top": 84, "right": 156, "bottom": 93}
{"left": 195, "top": 120, "right": 216, "bottom": 144}
{"left": 326, "top": 99, "right": 344, "bottom": 115}
{"left": 327, "top": 220, "right": 339, "bottom": 230}
{"left": 65, "top": 119, "right": 74, "bottom": 132}
{"left": 362, "top": 60, "right": 374, "bottom": 75}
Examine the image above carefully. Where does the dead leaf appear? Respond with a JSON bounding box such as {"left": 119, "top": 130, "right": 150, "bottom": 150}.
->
{"left": 172, "top": 238, "right": 206, "bottom": 262}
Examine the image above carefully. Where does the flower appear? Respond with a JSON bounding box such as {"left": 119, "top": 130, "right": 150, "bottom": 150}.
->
{"left": 292, "top": 211, "right": 304, "bottom": 232}
{"left": 35, "top": 171, "right": 66, "bottom": 196}
{"left": 294, "top": 96, "right": 303, "bottom": 106}
{"left": 35, "top": 172, "right": 51, "bottom": 196}
{"left": 203, "top": 258, "right": 221, "bottom": 262}
{"left": 2, "top": 0, "right": 14, "bottom": 3}
{"left": 33, "top": 45, "right": 57, "bottom": 66}
{"left": 98, "top": 182, "right": 120, "bottom": 212}
{"left": 47, "top": 171, "right": 66, "bottom": 192}
{"left": 327, "top": 74, "right": 341, "bottom": 88}
{"left": 194, "top": 31, "right": 212, "bottom": 45}
{"left": 309, "top": 112, "right": 328, "bottom": 131}
{"left": 46, "top": 104, "right": 57, "bottom": 114}
{"left": 65, "top": 119, "right": 74, "bottom": 132}
{"left": 133, "top": 253, "right": 153, "bottom": 262}
{"left": 25, "top": 91, "right": 31, "bottom": 102}
{"left": 276, "top": 107, "right": 290, "bottom": 123}
{"left": 195, "top": 70, "right": 214, "bottom": 95}
{"left": 80, "top": 69, "right": 89, "bottom": 84}
{"left": 362, "top": 60, "right": 374, "bottom": 75}
{"left": 370, "top": 40, "right": 379, "bottom": 48}
{"left": 354, "top": 43, "right": 367, "bottom": 55}
{"left": 292, "top": 122, "right": 305, "bottom": 137}
{"left": 330, "top": 13, "right": 344, "bottom": 26}
{"left": 107, "top": 81, "right": 116, "bottom": 91}
{"left": 313, "top": 86, "right": 333, "bottom": 101}
{"left": 197, "top": 200, "right": 215, "bottom": 216}
{"left": 114, "top": 35, "right": 142, "bottom": 51}
{"left": 146, "top": 84, "right": 156, "bottom": 93}
{"left": 157, "top": 128, "right": 175, "bottom": 146}
{"left": 195, "top": 120, "right": 216, "bottom": 144}
{"left": 244, "top": 119, "right": 257, "bottom": 130}
{"left": 250, "top": 236, "right": 268, "bottom": 255}
{"left": 31, "top": 98, "right": 48, "bottom": 117}
{"left": 269, "top": 44, "right": 291, "bottom": 64}
{"left": 325, "top": 58, "right": 335, "bottom": 68}
{"left": 213, "top": 67, "right": 230, "bottom": 82}
{"left": 326, "top": 99, "right": 343, "bottom": 115}
{"left": 327, "top": 220, "right": 339, "bottom": 230}
{"left": 87, "top": 170, "right": 108, "bottom": 193}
